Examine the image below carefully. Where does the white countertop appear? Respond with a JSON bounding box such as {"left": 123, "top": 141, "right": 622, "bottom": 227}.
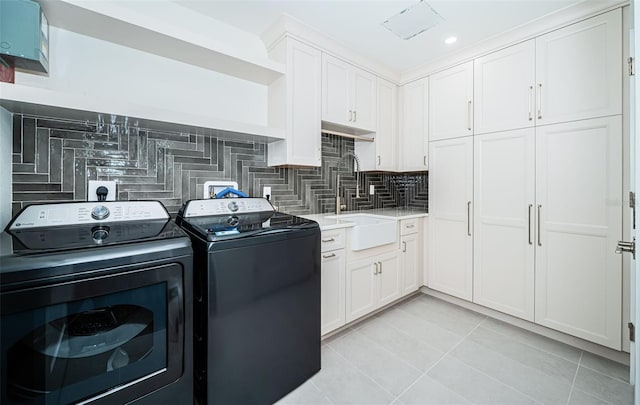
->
{"left": 300, "top": 209, "right": 428, "bottom": 231}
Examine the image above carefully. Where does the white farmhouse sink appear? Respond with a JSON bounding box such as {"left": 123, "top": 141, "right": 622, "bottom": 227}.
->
{"left": 328, "top": 214, "right": 397, "bottom": 250}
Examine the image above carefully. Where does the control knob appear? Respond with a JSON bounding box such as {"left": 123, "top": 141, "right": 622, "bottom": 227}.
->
{"left": 228, "top": 201, "right": 239, "bottom": 212}
{"left": 91, "top": 205, "right": 110, "bottom": 220}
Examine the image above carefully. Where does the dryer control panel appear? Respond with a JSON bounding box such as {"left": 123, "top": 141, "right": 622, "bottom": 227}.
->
{"left": 182, "top": 198, "right": 274, "bottom": 218}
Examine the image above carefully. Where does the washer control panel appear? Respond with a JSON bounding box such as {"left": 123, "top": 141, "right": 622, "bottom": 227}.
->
{"left": 183, "top": 198, "right": 274, "bottom": 218}
{"left": 8, "top": 201, "right": 169, "bottom": 230}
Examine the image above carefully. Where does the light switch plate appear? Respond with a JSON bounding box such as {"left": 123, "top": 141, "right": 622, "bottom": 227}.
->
{"left": 87, "top": 180, "right": 117, "bottom": 201}
{"left": 369, "top": 185, "right": 375, "bottom": 195}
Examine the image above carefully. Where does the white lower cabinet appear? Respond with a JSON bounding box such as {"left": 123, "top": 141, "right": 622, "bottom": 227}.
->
{"left": 400, "top": 233, "right": 420, "bottom": 295}
{"left": 534, "top": 116, "right": 622, "bottom": 349}
{"left": 427, "top": 136, "right": 474, "bottom": 301}
{"left": 346, "top": 251, "right": 401, "bottom": 323}
{"left": 473, "top": 128, "right": 535, "bottom": 321}
{"left": 321, "top": 248, "right": 346, "bottom": 335}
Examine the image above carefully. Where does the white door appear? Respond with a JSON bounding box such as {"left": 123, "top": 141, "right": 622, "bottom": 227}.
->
{"left": 535, "top": 8, "right": 622, "bottom": 126}
{"left": 428, "top": 136, "right": 474, "bottom": 300}
{"left": 287, "top": 39, "right": 322, "bottom": 166}
{"left": 321, "top": 249, "right": 346, "bottom": 335}
{"left": 376, "top": 79, "right": 397, "bottom": 170}
{"left": 399, "top": 78, "right": 428, "bottom": 170}
{"left": 345, "top": 258, "right": 377, "bottom": 322}
{"left": 377, "top": 252, "right": 402, "bottom": 307}
{"left": 322, "top": 54, "right": 350, "bottom": 126}
{"left": 429, "top": 61, "right": 474, "bottom": 141}
{"left": 474, "top": 40, "right": 536, "bottom": 135}
{"left": 351, "top": 67, "right": 377, "bottom": 132}
{"left": 401, "top": 233, "right": 421, "bottom": 295}
{"left": 473, "top": 128, "right": 535, "bottom": 321}
{"left": 535, "top": 116, "right": 623, "bottom": 349}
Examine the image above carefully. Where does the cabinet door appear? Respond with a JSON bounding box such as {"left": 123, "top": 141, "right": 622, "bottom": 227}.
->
{"left": 376, "top": 78, "right": 397, "bottom": 170}
{"left": 322, "top": 54, "right": 350, "bottom": 126}
{"left": 429, "top": 61, "right": 474, "bottom": 141}
{"left": 351, "top": 68, "right": 377, "bottom": 132}
{"left": 287, "top": 39, "right": 322, "bottom": 166}
{"left": 399, "top": 78, "right": 428, "bottom": 171}
{"left": 401, "top": 233, "right": 421, "bottom": 296}
{"left": 473, "top": 129, "right": 535, "bottom": 321}
{"left": 428, "top": 136, "right": 474, "bottom": 300}
{"left": 535, "top": 9, "right": 622, "bottom": 125}
{"left": 377, "top": 251, "right": 401, "bottom": 307}
{"left": 345, "top": 258, "right": 377, "bottom": 322}
{"left": 535, "top": 116, "right": 622, "bottom": 349}
{"left": 474, "top": 40, "right": 535, "bottom": 135}
{"left": 321, "top": 249, "right": 346, "bottom": 335}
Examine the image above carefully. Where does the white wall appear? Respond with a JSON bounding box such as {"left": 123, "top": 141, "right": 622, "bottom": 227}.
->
{"left": 15, "top": 26, "right": 269, "bottom": 126}
{"left": 0, "top": 107, "right": 12, "bottom": 229}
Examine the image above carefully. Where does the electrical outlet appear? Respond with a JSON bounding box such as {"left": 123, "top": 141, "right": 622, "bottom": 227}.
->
{"left": 263, "top": 186, "right": 272, "bottom": 199}
{"left": 88, "top": 180, "right": 117, "bottom": 201}
{"left": 369, "top": 185, "right": 375, "bottom": 195}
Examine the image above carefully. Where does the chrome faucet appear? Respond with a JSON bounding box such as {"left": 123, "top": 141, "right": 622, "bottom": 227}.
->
{"left": 336, "top": 152, "right": 361, "bottom": 215}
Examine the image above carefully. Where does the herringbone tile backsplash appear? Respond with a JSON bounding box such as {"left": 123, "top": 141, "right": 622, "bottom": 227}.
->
{"left": 11, "top": 114, "right": 428, "bottom": 216}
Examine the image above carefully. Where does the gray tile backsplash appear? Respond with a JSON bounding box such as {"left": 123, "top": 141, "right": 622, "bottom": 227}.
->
{"left": 10, "top": 114, "right": 428, "bottom": 216}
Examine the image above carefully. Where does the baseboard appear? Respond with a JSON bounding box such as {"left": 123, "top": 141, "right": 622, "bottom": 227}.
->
{"left": 419, "top": 286, "right": 630, "bottom": 366}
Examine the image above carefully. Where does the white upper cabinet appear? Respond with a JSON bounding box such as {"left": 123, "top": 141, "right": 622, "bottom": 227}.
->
{"left": 322, "top": 54, "right": 377, "bottom": 132}
{"left": 535, "top": 8, "right": 622, "bottom": 125}
{"left": 473, "top": 40, "right": 536, "bottom": 135}
{"left": 429, "top": 61, "right": 474, "bottom": 141}
{"left": 268, "top": 37, "right": 321, "bottom": 166}
{"left": 399, "top": 78, "right": 429, "bottom": 171}
{"left": 356, "top": 78, "right": 397, "bottom": 171}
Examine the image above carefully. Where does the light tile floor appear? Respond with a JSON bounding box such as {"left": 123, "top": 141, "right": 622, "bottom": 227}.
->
{"left": 276, "top": 293, "right": 633, "bottom": 405}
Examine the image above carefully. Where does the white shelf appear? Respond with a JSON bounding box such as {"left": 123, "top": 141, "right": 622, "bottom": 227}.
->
{"left": 38, "top": 1, "right": 286, "bottom": 85}
{"left": 0, "top": 83, "right": 286, "bottom": 141}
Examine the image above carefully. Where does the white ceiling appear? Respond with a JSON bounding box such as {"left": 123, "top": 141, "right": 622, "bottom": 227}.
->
{"left": 173, "top": 0, "right": 580, "bottom": 73}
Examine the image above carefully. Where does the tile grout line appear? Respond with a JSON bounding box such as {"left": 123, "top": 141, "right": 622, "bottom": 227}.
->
{"left": 323, "top": 344, "right": 399, "bottom": 403}
{"left": 474, "top": 319, "right": 584, "bottom": 367}
{"left": 426, "top": 315, "right": 547, "bottom": 405}
{"left": 390, "top": 315, "right": 489, "bottom": 403}
{"left": 565, "top": 351, "right": 583, "bottom": 405}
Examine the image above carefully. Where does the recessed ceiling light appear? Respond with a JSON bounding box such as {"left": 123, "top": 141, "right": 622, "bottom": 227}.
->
{"left": 445, "top": 36, "right": 457, "bottom": 45}
{"left": 382, "top": 1, "right": 444, "bottom": 41}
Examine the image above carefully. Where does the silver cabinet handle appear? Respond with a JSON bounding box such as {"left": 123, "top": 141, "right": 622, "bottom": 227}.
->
{"left": 373, "top": 262, "right": 379, "bottom": 275}
{"left": 406, "top": 224, "right": 415, "bottom": 229}
{"left": 378, "top": 261, "right": 382, "bottom": 274}
{"left": 349, "top": 110, "right": 353, "bottom": 122}
{"left": 322, "top": 238, "right": 335, "bottom": 243}
{"left": 377, "top": 155, "right": 381, "bottom": 165}
{"left": 402, "top": 241, "right": 407, "bottom": 252}
{"left": 467, "top": 201, "right": 472, "bottom": 236}
{"left": 322, "top": 253, "right": 336, "bottom": 259}
{"left": 354, "top": 110, "right": 357, "bottom": 122}
{"left": 537, "top": 204, "right": 542, "bottom": 246}
{"left": 528, "top": 86, "right": 533, "bottom": 121}
{"left": 467, "top": 100, "right": 472, "bottom": 131}
{"left": 537, "top": 84, "right": 542, "bottom": 119}
{"left": 423, "top": 155, "right": 427, "bottom": 166}
{"left": 528, "top": 204, "right": 533, "bottom": 245}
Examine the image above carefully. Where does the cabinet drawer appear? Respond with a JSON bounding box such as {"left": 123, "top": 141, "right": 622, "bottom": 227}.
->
{"left": 321, "top": 229, "right": 345, "bottom": 252}
{"left": 400, "top": 218, "right": 420, "bottom": 235}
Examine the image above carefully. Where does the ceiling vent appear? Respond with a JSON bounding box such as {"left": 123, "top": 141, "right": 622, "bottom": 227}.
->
{"left": 382, "top": 0, "right": 443, "bottom": 40}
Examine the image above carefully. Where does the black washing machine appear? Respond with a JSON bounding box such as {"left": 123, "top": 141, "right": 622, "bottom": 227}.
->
{"left": 0, "top": 201, "right": 193, "bottom": 405}
{"left": 176, "top": 198, "right": 321, "bottom": 405}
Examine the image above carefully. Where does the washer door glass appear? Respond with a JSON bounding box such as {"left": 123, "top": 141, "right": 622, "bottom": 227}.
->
{"left": 1, "top": 276, "right": 174, "bottom": 405}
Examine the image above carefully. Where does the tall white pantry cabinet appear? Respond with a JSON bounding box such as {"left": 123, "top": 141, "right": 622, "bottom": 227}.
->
{"left": 427, "top": 8, "right": 624, "bottom": 349}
